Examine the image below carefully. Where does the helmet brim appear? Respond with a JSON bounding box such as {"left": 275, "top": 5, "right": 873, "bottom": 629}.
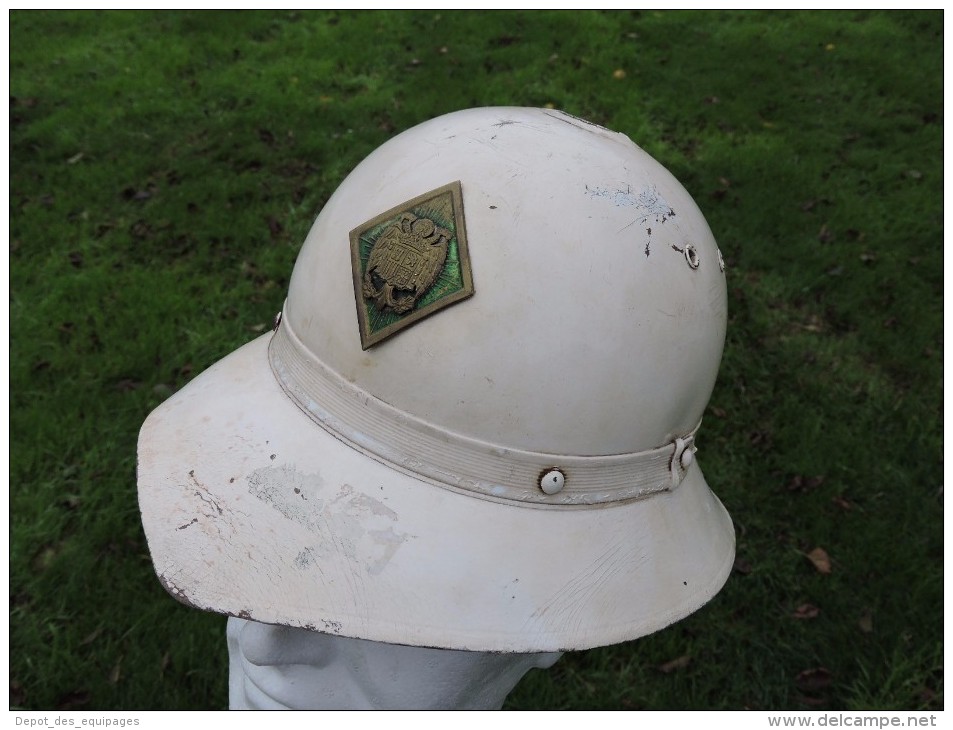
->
{"left": 138, "top": 333, "right": 734, "bottom": 652}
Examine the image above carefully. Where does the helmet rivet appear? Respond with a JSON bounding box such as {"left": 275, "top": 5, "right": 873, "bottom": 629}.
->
{"left": 684, "top": 244, "right": 700, "bottom": 270}
{"left": 539, "top": 468, "right": 566, "bottom": 495}
{"left": 680, "top": 448, "right": 694, "bottom": 469}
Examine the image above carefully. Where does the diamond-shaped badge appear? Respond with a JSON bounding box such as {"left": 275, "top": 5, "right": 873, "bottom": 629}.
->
{"left": 350, "top": 181, "right": 474, "bottom": 349}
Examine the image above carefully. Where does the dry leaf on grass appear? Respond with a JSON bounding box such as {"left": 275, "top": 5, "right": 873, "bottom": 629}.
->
{"left": 792, "top": 603, "right": 820, "bottom": 620}
{"left": 807, "top": 547, "right": 832, "bottom": 574}
{"left": 795, "top": 667, "right": 833, "bottom": 693}
{"left": 658, "top": 655, "right": 691, "bottom": 673}
{"left": 831, "top": 495, "right": 852, "bottom": 511}
{"left": 80, "top": 627, "right": 103, "bottom": 646}
{"left": 109, "top": 655, "right": 123, "bottom": 685}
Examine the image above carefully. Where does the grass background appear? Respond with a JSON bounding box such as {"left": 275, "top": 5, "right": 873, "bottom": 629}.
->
{"left": 9, "top": 10, "right": 942, "bottom": 710}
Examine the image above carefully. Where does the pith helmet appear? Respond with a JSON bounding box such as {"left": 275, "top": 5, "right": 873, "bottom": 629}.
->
{"left": 137, "top": 107, "right": 734, "bottom": 652}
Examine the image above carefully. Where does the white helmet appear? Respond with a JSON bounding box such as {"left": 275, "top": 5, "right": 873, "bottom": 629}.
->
{"left": 138, "top": 107, "right": 734, "bottom": 652}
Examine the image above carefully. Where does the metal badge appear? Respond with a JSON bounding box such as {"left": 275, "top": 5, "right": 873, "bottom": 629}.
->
{"left": 350, "top": 181, "right": 474, "bottom": 349}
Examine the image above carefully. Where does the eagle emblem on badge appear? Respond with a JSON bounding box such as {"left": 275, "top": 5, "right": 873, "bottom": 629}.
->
{"left": 350, "top": 181, "right": 474, "bottom": 349}
{"left": 362, "top": 213, "right": 450, "bottom": 315}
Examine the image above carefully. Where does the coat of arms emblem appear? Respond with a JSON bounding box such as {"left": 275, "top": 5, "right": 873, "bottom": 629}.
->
{"left": 350, "top": 181, "right": 474, "bottom": 349}
{"left": 362, "top": 213, "right": 450, "bottom": 315}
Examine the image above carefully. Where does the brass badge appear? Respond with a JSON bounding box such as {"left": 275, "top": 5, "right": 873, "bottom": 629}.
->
{"left": 350, "top": 181, "right": 474, "bottom": 349}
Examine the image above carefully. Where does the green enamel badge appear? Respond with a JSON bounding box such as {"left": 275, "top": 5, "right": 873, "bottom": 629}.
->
{"left": 350, "top": 181, "right": 474, "bottom": 349}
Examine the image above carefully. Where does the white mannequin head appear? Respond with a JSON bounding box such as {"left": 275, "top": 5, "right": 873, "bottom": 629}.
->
{"left": 227, "top": 617, "right": 562, "bottom": 710}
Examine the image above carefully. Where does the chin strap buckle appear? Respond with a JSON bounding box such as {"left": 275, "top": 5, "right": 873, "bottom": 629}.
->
{"left": 670, "top": 434, "right": 697, "bottom": 489}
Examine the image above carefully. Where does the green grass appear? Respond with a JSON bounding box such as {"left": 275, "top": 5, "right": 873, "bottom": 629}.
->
{"left": 10, "top": 10, "right": 942, "bottom": 710}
